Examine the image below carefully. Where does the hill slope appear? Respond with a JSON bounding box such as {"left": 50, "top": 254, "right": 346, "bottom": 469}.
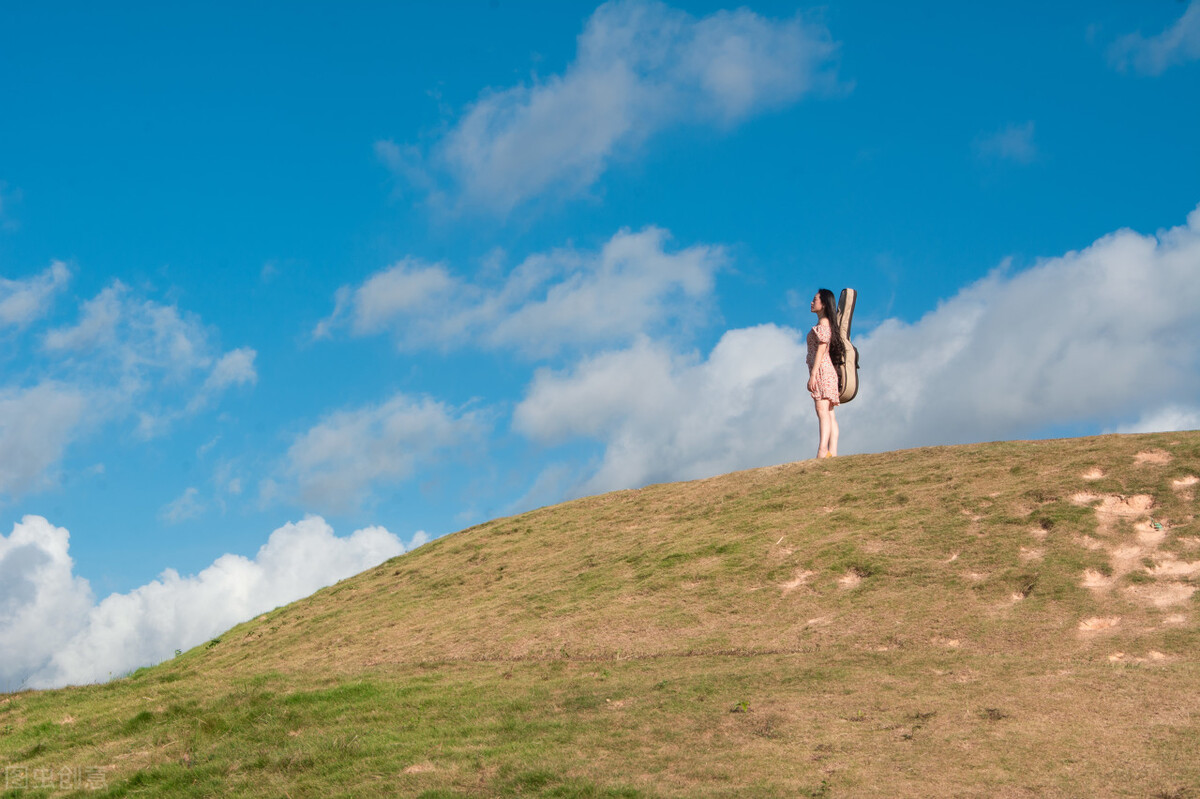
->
{"left": 3, "top": 432, "right": 1199, "bottom": 798}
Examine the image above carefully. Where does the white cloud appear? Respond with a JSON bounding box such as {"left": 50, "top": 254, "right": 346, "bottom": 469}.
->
{"left": 2, "top": 514, "right": 407, "bottom": 689}
{"left": 0, "top": 516, "right": 93, "bottom": 691}
{"left": 43, "top": 281, "right": 257, "bottom": 436}
{"left": 0, "top": 278, "right": 257, "bottom": 498}
{"left": 1108, "top": 404, "right": 1200, "bottom": 435}
{"left": 203, "top": 347, "right": 258, "bottom": 391}
{"left": 317, "top": 226, "right": 724, "bottom": 357}
{"left": 42, "top": 283, "right": 123, "bottom": 352}
{"left": 160, "top": 487, "right": 204, "bottom": 524}
{"left": 1109, "top": 0, "right": 1200, "bottom": 75}
{"left": 187, "top": 347, "right": 258, "bottom": 413}
{"left": 975, "top": 121, "right": 1037, "bottom": 165}
{"left": 514, "top": 206, "right": 1200, "bottom": 493}
{"left": 515, "top": 327, "right": 811, "bottom": 494}
{"left": 43, "top": 282, "right": 255, "bottom": 391}
{"left": 284, "top": 392, "right": 487, "bottom": 511}
{"left": 0, "top": 261, "right": 69, "bottom": 330}
{"left": 839, "top": 206, "right": 1200, "bottom": 452}
{"left": 385, "top": 0, "right": 840, "bottom": 213}
{"left": 0, "top": 382, "right": 90, "bottom": 498}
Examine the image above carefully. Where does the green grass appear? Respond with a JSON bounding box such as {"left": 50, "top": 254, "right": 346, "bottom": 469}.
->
{"left": 2, "top": 432, "right": 1200, "bottom": 797}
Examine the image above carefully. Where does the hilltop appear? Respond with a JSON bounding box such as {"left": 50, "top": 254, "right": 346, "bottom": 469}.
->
{"left": 2, "top": 432, "right": 1198, "bottom": 798}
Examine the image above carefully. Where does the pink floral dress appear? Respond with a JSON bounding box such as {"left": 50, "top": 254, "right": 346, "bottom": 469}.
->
{"left": 806, "top": 322, "right": 840, "bottom": 405}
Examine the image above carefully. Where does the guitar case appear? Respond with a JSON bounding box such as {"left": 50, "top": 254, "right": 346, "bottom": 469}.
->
{"left": 836, "top": 288, "right": 860, "bottom": 403}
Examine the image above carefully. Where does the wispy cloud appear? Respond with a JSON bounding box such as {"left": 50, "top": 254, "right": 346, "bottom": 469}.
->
{"left": 0, "top": 277, "right": 257, "bottom": 499}
{"left": 0, "top": 382, "right": 90, "bottom": 498}
{"left": 43, "top": 281, "right": 258, "bottom": 437}
{"left": 1108, "top": 404, "right": 1200, "bottom": 435}
{"left": 0, "top": 261, "right": 69, "bottom": 330}
{"left": 382, "top": 0, "right": 841, "bottom": 214}
{"left": 160, "top": 487, "right": 204, "bottom": 524}
{"left": 974, "top": 121, "right": 1037, "bottom": 165}
{"left": 281, "top": 392, "right": 488, "bottom": 512}
{"left": 1109, "top": 0, "right": 1200, "bottom": 75}
{"left": 316, "top": 227, "right": 724, "bottom": 358}
{"left": 2, "top": 515, "right": 411, "bottom": 689}
{"left": 514, "top": 205, "right": 1200, "bottom": 495}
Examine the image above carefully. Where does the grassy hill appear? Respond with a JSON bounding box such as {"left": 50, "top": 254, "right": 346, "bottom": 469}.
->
{"left": 2, "top": 432, "right": 1199, "bottom": 798}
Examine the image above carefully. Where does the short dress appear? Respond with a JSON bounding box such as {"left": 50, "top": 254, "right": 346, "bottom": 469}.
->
{"left": 806, "top": 322, "right": 841, "bottom": 405}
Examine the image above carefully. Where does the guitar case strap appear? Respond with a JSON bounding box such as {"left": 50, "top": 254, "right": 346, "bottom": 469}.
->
{"left": 836, "top": 288, "right": 860, "bottom": 403}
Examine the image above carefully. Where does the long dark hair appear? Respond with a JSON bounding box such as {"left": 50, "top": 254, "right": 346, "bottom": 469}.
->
{"left": 817, "top": 288, "right": 846, "bottom": 367}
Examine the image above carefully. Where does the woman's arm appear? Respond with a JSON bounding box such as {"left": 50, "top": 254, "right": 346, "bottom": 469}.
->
{"left": 807, "top": 341, "right": 829, "bottom": 392}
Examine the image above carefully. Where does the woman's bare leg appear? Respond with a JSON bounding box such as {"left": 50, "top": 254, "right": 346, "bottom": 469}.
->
{"left": 815, "top": 399, "right": 832, "bottom": 457}
{"left": 829, "top": 407, "right": 839, "bottom": 456}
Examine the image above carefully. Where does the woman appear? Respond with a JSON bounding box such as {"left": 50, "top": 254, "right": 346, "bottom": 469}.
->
{"left": 807, "top": 288, "right": 845, "bottom": 458}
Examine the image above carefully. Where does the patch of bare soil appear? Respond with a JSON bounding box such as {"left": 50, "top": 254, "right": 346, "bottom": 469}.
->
{"left": 1081, "top": 569, "right": 1114, "bottom": 593}
{"left": 1122, "top": 583, "right": 1197, "bottom": 608}
{"left": 1096, "top": 494, "right": 1154, "bottom": 517}
{"left": 1107, "top": 651, "right": 1168, "bottom": 664}
{"left": 1078, "top": 616, "right": 1121, "bottom": 632}
{"left": 1147, "top": 558, "right": 1200, "bottom": 578}
{"left": 1072, "top": 479, "right": 1196, "bottom": 621}
{"left": 403, "top": 763, "right": 437, "bottom": 774}
{"left": 1079, "top": 493, "right": 1154, "bottom": 534}
{"left": 1134, "top": 449, "right": 1172, "bottom": 465}
{"left": 1172, "top": 475, "right": 1198, "bottom": 501}
{"left": 779, "top": 569, "right": 814, "bottom": 595}
{"left": 1081, "top": 467, "right": 1104, "bottom": 481}
{"left": 1135, "top": 520, "right": 1168, "bottom": 547}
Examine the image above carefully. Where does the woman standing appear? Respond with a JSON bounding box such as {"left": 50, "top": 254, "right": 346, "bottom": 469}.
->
{"left": 807, "top": 288, "right": 845, "bottom": 458}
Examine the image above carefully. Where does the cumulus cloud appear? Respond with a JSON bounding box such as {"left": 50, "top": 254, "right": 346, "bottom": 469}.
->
{"left": 1109, "top": 0, "right": 1200, "bottom": 75}
{"left": 284, "top": 392, "right": 487, "bottom": 511}
{"left": 384, "top": 0, "right": 840, "bottom": 213}
{"left": 515, "top": 327, "right": 811, "bottom": 494}
{"left": 0, "top": 516, "right": 93, "bottom": 691}
{"left": 974, "top": 121, "right": 1037, "bottom": 165}
{"left": 317, "top": 227, "right": 724, "bottom": 357}
{"left": 515, "top": 206, "right": 1200, "bottom": 494}
{"left": 0, "top": 261, "right": 69, "bottom": 330}
{"left": 1, "top": 514, "right": 410, "bottom": 690}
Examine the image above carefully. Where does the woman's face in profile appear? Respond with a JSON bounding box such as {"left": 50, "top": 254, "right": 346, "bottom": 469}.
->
{"left": 810, "top": 293, "right": 822, "bottom": 313}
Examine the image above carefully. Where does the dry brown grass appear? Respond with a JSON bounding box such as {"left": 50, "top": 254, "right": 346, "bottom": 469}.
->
{"left": 2, "top": 431, "right": 1199, "bottom": 797}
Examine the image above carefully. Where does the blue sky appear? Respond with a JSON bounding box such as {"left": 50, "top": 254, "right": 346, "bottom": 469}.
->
{"left": 2, "top": 0, "right": 1199, "bottom": 687}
